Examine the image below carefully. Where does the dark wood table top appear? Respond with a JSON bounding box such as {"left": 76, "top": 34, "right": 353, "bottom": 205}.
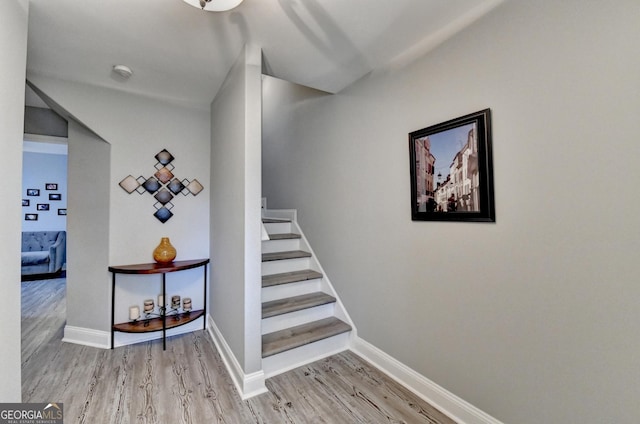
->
{"left": 109, "top": 258, "right": 209, "bottom": 274}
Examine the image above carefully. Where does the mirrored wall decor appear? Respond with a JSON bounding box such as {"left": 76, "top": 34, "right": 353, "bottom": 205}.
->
{"left": 118, "top": 149, "right": 204, "bottom": 223}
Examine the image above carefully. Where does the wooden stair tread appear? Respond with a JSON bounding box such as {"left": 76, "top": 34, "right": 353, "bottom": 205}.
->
{"left": 263, "top": 292, "right": 336, "bottom": 318}
{"left": 262, "top": 317, "right": 352, "bottom": 358}
{"left": 268, "top": 233, "right": 301, "bottom": 240}
{"left": 262, "top": 270, "right": 323, "bottom": 287}
{"left": 262, "top": 250, "right": 311, "bottom": 262}
{"left": 262, "top": 218, "right": 291, "bottom": 223}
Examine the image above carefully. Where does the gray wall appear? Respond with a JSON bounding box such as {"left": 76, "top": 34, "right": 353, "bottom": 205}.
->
{"left": 24, "top": 106, "right": 68, "bottom": 137}
{"left": 262, "top": 77, "right": 329, "bottom": 205}
{"left": 262, "top": 1, "right": 640, "bottom": 423}
{"left": 210, "top": 45, "right": 263, "bottom": 379}
{"left": 66, "top": 122, "right": 111, "bottom": 331}
{"left": 0, "top": 0, "right": 28, "bottom": 402}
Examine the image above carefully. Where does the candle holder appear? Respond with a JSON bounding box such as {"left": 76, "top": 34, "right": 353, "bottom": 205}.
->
{"left": 143, "top": 310, "right": 160, "bottom": 327}
{"left": 137, "top": 295, "right": 191, "bottom": 327}
{"left": 167, "top": 295, "right": 181, "bottom": 320}
{"left": 131, "top": 295, "right": 192, "bottom": 326}
{"left": 129, "top": 305, "right": 141, "bottom": 323}
{"left": 142, "top": 299, "right": 156, "bottom": 326}
{"left": 182, "top": 298, "right": 192, "bottom": 315}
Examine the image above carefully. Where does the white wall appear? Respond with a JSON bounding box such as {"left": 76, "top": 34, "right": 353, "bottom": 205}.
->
{"left": 262, "top": 1, "right": 640, "bottom": 423}
{"left": 0, "top": 0, "right": 28, "bottom": 402}
{"left": 210, "top": 45, "right": 264, "bottom": 394}
{"left": 26, "top": 75, "right": 210, "bottom": 343}
{"left": 22, "top": 150, "right": 68, "bottom": 231}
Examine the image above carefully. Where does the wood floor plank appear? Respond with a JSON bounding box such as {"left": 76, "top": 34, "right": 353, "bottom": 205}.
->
{"left": 22, "top": 277, "right": 457, "bottom": 424}
{"left": 180, "top": 332, "right": 244, "bottom": 423}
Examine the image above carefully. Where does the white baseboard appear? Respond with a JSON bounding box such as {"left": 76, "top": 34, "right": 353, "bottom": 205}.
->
{"left": 62, "top": 325, "right": 110, "bottom": 349}
{"left": 206, "top": 314, "right": 268, "bottom": 400}
{"left": 63, "top": 318, "right": 205, "bottom": 350}
{"left": 351, "top": 337, "right": 504, "bottom": 424}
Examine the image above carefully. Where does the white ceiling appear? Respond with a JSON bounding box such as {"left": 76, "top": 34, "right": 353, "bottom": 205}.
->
{"left": 26, "top": 0, "right": 503, "bottom": 110}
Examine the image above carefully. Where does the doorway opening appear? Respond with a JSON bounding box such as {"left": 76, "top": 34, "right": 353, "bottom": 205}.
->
{"left": 21, "top": 136, "right": 68, "bottom": 280}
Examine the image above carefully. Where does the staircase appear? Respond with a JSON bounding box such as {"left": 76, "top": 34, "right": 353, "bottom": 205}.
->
{"left": 261, "top": 210, "right": 353, "bottom": 378}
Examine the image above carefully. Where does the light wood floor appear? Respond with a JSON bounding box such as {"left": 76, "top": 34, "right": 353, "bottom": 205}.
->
{"left": 22, "top": 278, "right": 455, "bottom": 424}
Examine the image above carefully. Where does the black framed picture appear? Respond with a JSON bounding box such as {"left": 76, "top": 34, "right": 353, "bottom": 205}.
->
{"left": 49, "top": 193, "right": 62, "bottom": 201}
{"left": 22, "top": 199, "right": 30, "bottom": 207}
{"left": 37, "top": 203, "right": 50, "bottom": 211}
{"left": 409, "top": 109, "right": 495, "bottom": 222}
{"left": 27, "top": 189, "right": 40, "bottom": 196}
{"left": 25, "top": 213, "right": 38, "bottom": 221}
{"left": 58, "top": 209, "right": 67, "bottom": 216}
{"left": 45, "top": 183, "right": 58, "bottom": 190}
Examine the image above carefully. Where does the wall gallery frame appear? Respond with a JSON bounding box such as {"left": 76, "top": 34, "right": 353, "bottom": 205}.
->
{"left": 409, "top": 109, "right": 495, "bottom": 222}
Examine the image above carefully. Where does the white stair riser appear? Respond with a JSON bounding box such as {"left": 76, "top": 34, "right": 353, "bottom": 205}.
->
{"left": 262, "top": 210, "right": 296, "bottom": 221}
{"left": 261, "top": 238, "right": 301, "bottom": 253}
{"left": 262, "top": 257, "right": 311, "bottom": 275}
{"left": 262, "top": 279, "right": 322, "bottom": 302}
{"left": 261, "top": 303, "right": 335, "bottom": 335}
{"left": 263, "top": 222, "right": 292, "bottom": 234}
{"left": 262, "top": 332, "right": 351, "bottom": 379}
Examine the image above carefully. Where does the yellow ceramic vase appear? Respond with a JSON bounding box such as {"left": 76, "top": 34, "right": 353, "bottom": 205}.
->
{"left": 153, "top": 237, "right": 177, "bottom": 264}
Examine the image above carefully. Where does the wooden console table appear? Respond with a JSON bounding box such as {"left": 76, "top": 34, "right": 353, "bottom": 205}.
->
{"left": 109, "top": 258, "right": 209, "bottom": 350}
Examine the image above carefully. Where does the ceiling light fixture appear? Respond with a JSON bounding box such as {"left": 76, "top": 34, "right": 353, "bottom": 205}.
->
{"left": 182, "top": 0, "right": 244, "bottom": 12}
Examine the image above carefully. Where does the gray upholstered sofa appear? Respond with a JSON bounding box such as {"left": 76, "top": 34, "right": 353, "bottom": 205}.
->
{"left": 21, "top": 231, "right": 66, "bottom": 276}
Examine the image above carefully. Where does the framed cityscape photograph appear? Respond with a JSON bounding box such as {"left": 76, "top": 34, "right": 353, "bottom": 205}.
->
{"left": 46, "top": 183, "right": 58, "bottom": 190}
{"left": 409, "top": 109, "right": 495, "bottom": 222}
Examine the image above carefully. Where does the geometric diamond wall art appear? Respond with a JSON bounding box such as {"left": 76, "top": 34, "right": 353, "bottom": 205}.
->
{"left": 118, "top": 149, "right": 204, "bottom": 223}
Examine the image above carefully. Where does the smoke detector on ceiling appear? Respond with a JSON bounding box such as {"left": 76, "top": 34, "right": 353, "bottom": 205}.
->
{"left": 112, "top": 65, "right": 133, "bottom": 79}
{"left": 182, "top": 0, "right": 244, "bottom": 12}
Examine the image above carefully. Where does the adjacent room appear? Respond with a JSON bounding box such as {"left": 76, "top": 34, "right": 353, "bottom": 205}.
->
{"left": 21, "top": 99, "right": 68, "bottom": 282}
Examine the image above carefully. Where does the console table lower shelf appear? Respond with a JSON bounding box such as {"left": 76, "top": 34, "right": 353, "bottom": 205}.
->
{"left": 113, "top": 310, "right": 205, "bottom": 333}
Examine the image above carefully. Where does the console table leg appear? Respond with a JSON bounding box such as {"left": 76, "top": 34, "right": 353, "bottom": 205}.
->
{"left": 162, "top": 273, "right": 167, "bottom": 351}
{"left": 203, "top": 263, "right": 207, "bottom": 331}
{"left": 111, "top": 273, "right": 116, "bottom": 349}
